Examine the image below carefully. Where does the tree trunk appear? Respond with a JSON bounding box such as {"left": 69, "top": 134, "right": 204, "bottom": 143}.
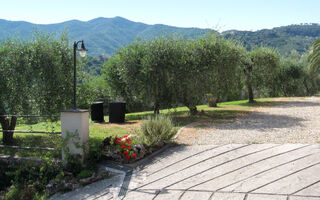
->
{"left": 244, "top": 62, "right": 255, "bottom": 103}
{"left": 0, "top": 116, "right": 17, "bottom": 144}
{"left": 188, "top": 105, "right": 198, "bottom": 115}
{"left": 247, "top": 82, "right": 255, "bottom": 103}
{"left": 153, "top": 103, "right": 160, "bottom": 115}
{"left": 303, "top": 79, "right": 310, "bottom": 96}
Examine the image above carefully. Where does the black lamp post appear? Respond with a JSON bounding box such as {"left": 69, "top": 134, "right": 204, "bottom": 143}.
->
{"left": 73, "top": 40, "right": 87, "bottom": 110}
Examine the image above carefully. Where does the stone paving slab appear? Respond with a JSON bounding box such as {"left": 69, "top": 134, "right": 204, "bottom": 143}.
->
{"left": 246, "top": 194, "right": 287, "bottom": 200}
{"left": 52, "top": 144, "right": 320, "bottom": 199}
{"left": 210, "top": 192, "right": 246, "bottom": 200}
{"left": 49, "top": 167, "right": 125, "bottom": 200}
{"left": 120, "top": 144, "right": 320, "bottom": 200}
{"left": 155, "top": 189, "right": 184, "bottom": 200}
{"left": 180, "top": 191, "right": 212, "bottom": 199}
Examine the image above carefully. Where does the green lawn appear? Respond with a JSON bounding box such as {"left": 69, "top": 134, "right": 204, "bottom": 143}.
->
{"left": 0, "top": 98, "right": 281, "bottom": 158}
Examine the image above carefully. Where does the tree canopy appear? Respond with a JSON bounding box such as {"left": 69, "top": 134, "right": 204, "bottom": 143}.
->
{"left": 0, "top": 32, "right": 73, "bottom": 143}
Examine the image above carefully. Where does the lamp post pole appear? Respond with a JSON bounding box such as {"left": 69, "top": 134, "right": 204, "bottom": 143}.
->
{"left": 73, "top": 42, "right": 77, "bottom": 110}
{"left": 73, "top": 40, "right": 87, "bottom": 110}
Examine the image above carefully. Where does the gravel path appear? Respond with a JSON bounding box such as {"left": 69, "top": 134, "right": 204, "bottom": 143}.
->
{"left": 179, "top": 97, "right": 320, "bottom": 145}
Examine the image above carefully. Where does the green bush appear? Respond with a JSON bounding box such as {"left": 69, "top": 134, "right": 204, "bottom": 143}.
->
{"left": 4, "top": 186, "right": 19, "bottom": 200}
{"left": 139, "top": 115, "right": 177, "bottom": 146}
{"left": 76, "top": 169, "right": 94, "bottom": 179}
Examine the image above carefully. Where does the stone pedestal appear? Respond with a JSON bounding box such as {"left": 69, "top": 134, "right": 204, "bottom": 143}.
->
{"left": 61, "top": 109, "right": 89, "bottom": 163}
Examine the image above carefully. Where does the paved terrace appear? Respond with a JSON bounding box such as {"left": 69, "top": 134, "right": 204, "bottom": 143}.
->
{"left": 52, "top": 97, "right": 320, "bottom": 199}
{"left": 121, "top": 144, "right": 320, "bottom": 200}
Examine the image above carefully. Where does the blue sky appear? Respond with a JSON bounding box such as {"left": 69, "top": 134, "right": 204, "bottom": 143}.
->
{"left": 0, "top": 0, "right": 319, "bottom": 31}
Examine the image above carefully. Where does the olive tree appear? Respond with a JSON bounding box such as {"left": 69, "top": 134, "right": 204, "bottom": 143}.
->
{"left": 0, "top": 33, "right": 73, "bottom": 143}
{"left": 105, "top": 34, "right": 245, "bottom": 115}
{"left": 242, "top": 47, "right": 280, "bottom": 103}
{"left": 105, "top": 37, "right": 181, "bottom": 114}
{"left": 202, "top": 35, "right": 244, "bottom": 102}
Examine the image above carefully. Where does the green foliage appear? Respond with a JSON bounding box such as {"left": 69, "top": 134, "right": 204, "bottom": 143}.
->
{"left": 276, "top": 54, "right": 307, "bottom": 96}
{"left": 0, "top": 32, "right": 73, "bottom": 143}
{"left": 196, "top": 34, "right": 244, "bottom": 102}
{"left": 4, "top": 186, "right": 19, "bottom": 200}
{"left": 224, "top": 24, "right": 320, "bottom": 55}
{"left": 76, "top": 169, "right": 94, "bottom": 179}
{"left": 104, "top": 36, "right": 181, "bottom": 113}
{"left": 87, "top": 139, "right": 104, "bottom": 165}
{"left": 104, "top": 34, "right": 244, "bottom": 114}
{"left": 139, "top": 115, "right": 177, "bottom": 146}
{"left": 309, "top": 38, "right": 320, "bottom": 72}
{"left": 242, "top": 47, "right": 281, "bottom": 102}
{"left": 4, "top": 158, "right": 63, "bottom": 199}
{"left": 0, "top": 17, "right": 213, "bottom": 56}
{"left": 1, "top": 18, "right": 319, "bottom": 56}
{"left": 76, "top": 55, "right": 111, "bottom": 109}
{"left": 2, "top": 31, "right": 72, "bottom": 115}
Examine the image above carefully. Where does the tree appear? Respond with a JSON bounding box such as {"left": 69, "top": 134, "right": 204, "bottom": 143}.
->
{"left": 0, "top": 32, "right": 73, "bottom": 143}
{"left": 105, "top": 34, "right": 245, "bottom": 115}
{"left": 309, "top": 38, "right": 320, "bottom": 72}
{"left": 171, "top": 35, "right": 244, "bottom": 114}
{"left": 169, "top": 38, "right": 205, "bottom": 115}
{"left": 242, "top": 47, "right": 280, "bottom": 103}
{"left": 204, "top": 35, "right": 244, "bottom": 102}
{"left": 0, "top": 39, "right": 31, "bottom": 143}
{"left": 105, "top": 37, "right": 182, "bottom": 114}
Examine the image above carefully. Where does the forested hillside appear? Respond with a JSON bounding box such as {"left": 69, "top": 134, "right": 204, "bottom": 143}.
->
{"left": 0, "top": 17, "right": 212, "bottom": 56}
{"left": 0, "top": 17, "right": 319, "bottom": 56}
{"left": 223, "top": 24, "right": 320, "bottom": 55}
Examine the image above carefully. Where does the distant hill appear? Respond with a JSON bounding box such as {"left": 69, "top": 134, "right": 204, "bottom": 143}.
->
{"left": 0, "top": 17, "right": 320, "bottom": 56}
{"left": 223, "top": 23, "right": 320, "bottom": 55}
{"left": 0, "top": 17, "right": 213, "bottom": 56}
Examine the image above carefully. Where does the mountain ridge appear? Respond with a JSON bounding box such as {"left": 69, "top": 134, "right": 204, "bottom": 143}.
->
{"left": 0, "top": 17, "right": 319, "bottom": 56}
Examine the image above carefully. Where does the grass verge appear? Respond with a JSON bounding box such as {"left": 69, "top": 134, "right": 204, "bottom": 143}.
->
{"left": 0, "top": 98, "right": 281, "bottom": 158}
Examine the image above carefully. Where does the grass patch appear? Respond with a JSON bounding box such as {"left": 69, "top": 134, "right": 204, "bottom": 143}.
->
{"left": 0, "top": 120, "right": 128, "bottom": 158}
{"left": 0, "top": 98, "right": 280, "bottom": 158}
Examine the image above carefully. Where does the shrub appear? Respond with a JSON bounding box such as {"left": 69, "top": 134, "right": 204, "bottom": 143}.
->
{"left": 139, "top": 115, "right": 177, "bottom": 146}
{"left": 76, "top": 169, "right": 94, "bottom": 179}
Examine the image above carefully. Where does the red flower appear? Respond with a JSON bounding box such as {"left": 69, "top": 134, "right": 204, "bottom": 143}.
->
{"left": 127, "top": 145, "right": 132, "bottom": 149}
{"left": 128, "top": 141, "right": 132, "bottom": 144}
{"left": 125, "top": 154, "right": 130, "bottom": 159}
{"left": 124, "top": 134, "right": 128, "bottom": 138}
{"left": 121, "top": 142, "right": 125, "bottom": 145}
{"left": 121, "top": 145, "right": 126, "bottom": 149}
{"left": 123, "top": 150, "right": 128, "bottom": 155}
{"left": 132, "top": 153, "right": 137, "bottom": 158}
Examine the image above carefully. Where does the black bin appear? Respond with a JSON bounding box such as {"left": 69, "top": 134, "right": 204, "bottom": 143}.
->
{"left": 109, "top": 102, "right": 126, "bottom": 123}
{"left": 91, "top": 102, "right": 104, "bottom": 122}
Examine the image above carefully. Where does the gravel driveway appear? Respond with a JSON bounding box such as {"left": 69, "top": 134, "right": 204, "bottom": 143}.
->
{"left": 178, "top": 97, "right": 320, "bottom": 145}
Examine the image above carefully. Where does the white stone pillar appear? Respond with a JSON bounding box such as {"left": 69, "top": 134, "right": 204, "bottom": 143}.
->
{"left": 61, "top": 109, "right": 89, "bottom": 164}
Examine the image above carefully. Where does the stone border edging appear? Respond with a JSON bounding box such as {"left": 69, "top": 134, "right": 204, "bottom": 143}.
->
{"left": 173, "top": 123, "right": 193, "bottom": 140}
{"left": 99, "top": 142, "right": 177, "bottom": 198}
{"left": 124, "top": 142, "right": 174, "bottom": 169}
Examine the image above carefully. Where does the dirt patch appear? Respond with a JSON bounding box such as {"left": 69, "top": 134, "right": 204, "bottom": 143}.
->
{"left": 94, "top": 120, "right": 142, "bottom": 132}
{"left": 175, "top": 121, "right": 206, "bottom": 145}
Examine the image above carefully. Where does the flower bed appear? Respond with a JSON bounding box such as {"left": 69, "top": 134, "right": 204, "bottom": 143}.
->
{"left": 100, "top": 135, "right": 165, "bottom": 164}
